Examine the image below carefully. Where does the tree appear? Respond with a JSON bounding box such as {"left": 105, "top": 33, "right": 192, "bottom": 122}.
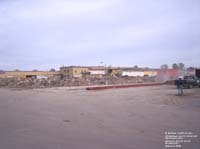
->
{"left": 50, "top": 68, "right": 56, "bottom": 72}
{"left": 172, "top": 63, "right": 185, "bottom": 70}
{"left": 133, "top": 65, "right": 138, "bottom": 69}
{"left": 178, "top": 63, "right": 185, "bottom": 70}
{"left": 160, "top": 64, "right": 168, "bottom": 69}
{"left": 172, "top": 63, "right": 179, "bottom": 69}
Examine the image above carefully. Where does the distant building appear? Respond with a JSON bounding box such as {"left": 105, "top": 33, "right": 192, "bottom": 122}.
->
{"left": 0, "top": 71, "right": 59, "bottom": 79}
{"left": 88, "top": 67, "right": 106, "bottom": 77}
{"left": 60, "top": 66, "right": 89, "bottom": 78}
{"left": 121, "top": 68, "right": 144, "bottom": 77}
{"left": 144, "top": 70, "right": 158, "bottom": 77}
{"left": 122, "top": 71, "right": 144, "bottom": 77}
{"left": 107, "top": 67, "right": 122, "bottom": 76}
{"left": 121, "top": 68, "right": 158, "bottom": 77}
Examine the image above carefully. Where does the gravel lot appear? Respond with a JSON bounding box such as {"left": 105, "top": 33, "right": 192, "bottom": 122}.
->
{"left": 0, "top": 85, "right": 199, "bottom": 149}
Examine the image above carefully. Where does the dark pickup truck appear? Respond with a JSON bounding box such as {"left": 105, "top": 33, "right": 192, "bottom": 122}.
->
{"left": 175, "top": 76, "right": 200, "bottom": 89}
{"left": 184, "top": 76, "right": 200, "bottom": 88}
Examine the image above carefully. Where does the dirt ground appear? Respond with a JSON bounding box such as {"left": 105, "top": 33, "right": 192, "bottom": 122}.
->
{"left": 0, "top": 85, "right": 199, "bottom": 149}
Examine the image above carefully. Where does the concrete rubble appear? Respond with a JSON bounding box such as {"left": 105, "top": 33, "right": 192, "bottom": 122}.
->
{"left": 0, "top": 76, "right": 157, "bottom": 89}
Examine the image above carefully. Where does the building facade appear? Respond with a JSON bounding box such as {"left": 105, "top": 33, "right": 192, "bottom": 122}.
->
{"left": 107, "top": 67, "right": 122, "bottom": 76}
{"left": 0, "top": 71, "right": 59, "bottom": 79}
{"left": 144, "top": 70, "right": 158, "bottom": 77}
{"left": 60, "top": 66, "right": 89, "bottom": 78}
{"left": 122, "top": 71, "right": 144, "bottom": 77}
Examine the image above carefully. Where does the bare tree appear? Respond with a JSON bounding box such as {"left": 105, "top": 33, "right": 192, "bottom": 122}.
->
{"left": 172, "top": 63, "right": 185, "bottom": 70}
{"left": 50, "top": 68, "right": 56, "bottom": 72}
{"left": 160, "top": 64, "right": 168, "bottom": 69}
{"left": 178, "top": 63, "right": 185, "bottom": 70}
{"left": 172, "top": 63, "right": 179, "bottom": 69}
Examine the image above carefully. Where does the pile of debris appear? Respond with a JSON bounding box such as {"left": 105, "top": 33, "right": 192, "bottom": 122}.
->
{"left": 0, "top": 76, "right": 157, "bottom": 89}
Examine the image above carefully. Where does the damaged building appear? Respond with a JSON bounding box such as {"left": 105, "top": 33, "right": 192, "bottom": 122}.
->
{"left": 0, "top": 71, "right": 59, "bottom": 79}
{"left": 60, "top": 66, "right": 89, "bottom": 78}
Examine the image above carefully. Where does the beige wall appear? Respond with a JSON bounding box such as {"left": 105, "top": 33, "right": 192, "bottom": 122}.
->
{"left": 144, "top": 71, "right": 157, "bottom": 77}
{"left": 60, "top": 67, "right": 88, "bottom": 77}
{"left": 60, "top": 67, "right": 73, "bottom": 77}
{"left": 111, "top": 69, "right": 122, "bottom": 75}
{"left": 0, "top": 71, "right": 60, "bottom": 78}
{"left": 72, "top": 68, "right": 88, "bottom": 77}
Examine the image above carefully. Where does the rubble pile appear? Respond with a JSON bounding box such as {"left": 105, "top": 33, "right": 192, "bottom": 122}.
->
{"left": 0, "top": 76, "right": 157, "bottom": 89}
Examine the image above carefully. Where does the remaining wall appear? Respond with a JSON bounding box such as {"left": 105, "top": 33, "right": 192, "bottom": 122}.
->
{"left": 72, "top": 68, "right": 88, "bottom": 77}
{"left": 89, "top": 70, "right": 106, "bottom": 75}
{"left": 60, "top": 67, "right": 89, "bottom": 78}
{"left": 0, "top": 71, "right": 59, "bottom": 78}
{"left": 110, "top": 69, "right": 122, "bottom": 76}
{"left": 122, "top": 71, "right": 144, "bottom": 77}
{"left": 144, "top": 71, "right": 157, "bottom": 77}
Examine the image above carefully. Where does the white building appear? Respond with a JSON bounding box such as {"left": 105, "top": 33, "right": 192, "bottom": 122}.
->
{"left": 89, "top": 70, "right": 106, "bottom": 75}
{"left": 122, "top": 71, "right": 144, "bottom": 77}
{"left": 88, "top": 67, "right": 106, "bottom": 77}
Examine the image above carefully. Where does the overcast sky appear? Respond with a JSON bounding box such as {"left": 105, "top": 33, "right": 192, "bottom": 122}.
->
{"left": 0, "top": 0, "right": 200, "bottom": 70}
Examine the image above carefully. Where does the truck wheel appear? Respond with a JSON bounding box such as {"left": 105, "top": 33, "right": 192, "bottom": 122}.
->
{"left": 189, "top": 84, "right": 193, "bottom": 89}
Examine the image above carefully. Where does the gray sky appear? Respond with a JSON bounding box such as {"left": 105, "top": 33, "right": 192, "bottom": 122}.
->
{"left": 0, "top": 0, "right": 200, "bottom": 70}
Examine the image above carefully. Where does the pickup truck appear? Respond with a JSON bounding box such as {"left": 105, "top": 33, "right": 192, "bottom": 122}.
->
{"left": 176, "top": 76, "right": 200, "bottom": 89}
